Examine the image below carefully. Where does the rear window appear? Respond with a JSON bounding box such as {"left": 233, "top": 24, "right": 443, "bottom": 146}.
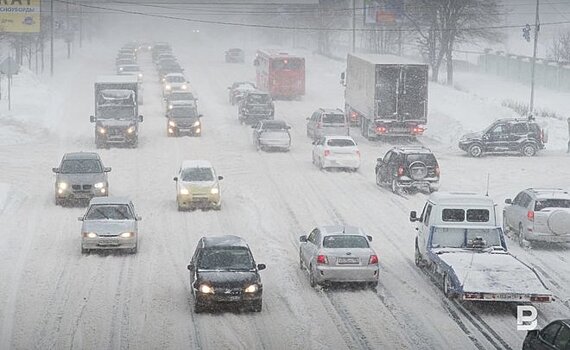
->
{"left": 442, "top": 208, "right": 490, "bottom": 222}
{"left": 405, "top": 154, "right": 437, "bottom": 166}
{"left": 322, "top": 113, "right": 345, "bottom": 124}
{"left": 535, "top": 199, "right": 570, "bottom": 211}
{"left": 323, "top": 235, "right": 369, "bottom": 249}
{"left": 327, "top": 139, "right": 355, "bottom": 147}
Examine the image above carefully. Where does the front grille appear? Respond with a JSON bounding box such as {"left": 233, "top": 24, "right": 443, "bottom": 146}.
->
{"left": 216, "top": 287, "right": 241, "bottom": 296}
{"left": 83, "top": 184, "right": 92, "bottom": 190}
{"left": 72, "top": 185, "right": 81, "bottom": 190}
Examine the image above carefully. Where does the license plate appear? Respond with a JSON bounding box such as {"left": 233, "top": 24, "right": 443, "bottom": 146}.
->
{"left": 390, "top": 128, "right": 408, "bottom": 133}
{"left": 98, "top": 239, "right": 119, "bottom": 246}
{"left": 337, "top": 257, "right": 359, "bottom": 264}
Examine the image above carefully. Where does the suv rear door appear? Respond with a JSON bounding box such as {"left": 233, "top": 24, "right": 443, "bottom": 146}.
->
{"left": 320, "top": 112, "right": 348, "bottom": 137}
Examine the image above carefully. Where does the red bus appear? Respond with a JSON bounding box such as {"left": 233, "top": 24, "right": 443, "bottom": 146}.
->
{"left": 254, "top": 50, "right": 305, "bottom": 99}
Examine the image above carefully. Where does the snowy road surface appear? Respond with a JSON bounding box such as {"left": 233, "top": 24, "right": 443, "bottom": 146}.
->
{"left": 1, "top": 40, "right": 569, "bottom": 350}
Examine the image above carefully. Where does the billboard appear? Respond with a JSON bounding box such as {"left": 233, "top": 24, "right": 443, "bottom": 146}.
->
{"left": 0, "top": 0, "right": 41, "bottom": 33}
{"left": 364, "top": 0, "right": 404, "bottom": 26}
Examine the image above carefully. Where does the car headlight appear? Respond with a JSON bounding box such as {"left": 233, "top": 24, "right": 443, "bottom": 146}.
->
{"left": 180, "top": 188, "right": 190, "bottom": 195}
{"left": 168, "top": 104, "right": 173, "bottom": 110}
{"left": 97, "top": 126, "right": 106, "bottom": 134}
{"left": 119, "top": 232, "right": 134, "bottom": 238}
{"left": 193, "top": 120, "right": 200, "bottom": 127}
{"left": 181, "top": 84, "right": 188, "bottom": 90}
{"left": 58, "top": 182, "right": 68, "bottom": 190}
{"left": 138, "top": 73, "right": 143, "bottom": 78}
{"left": 195, "top": 128, "right": 201, "bottom": 133}
{"left": 210, "top": 187, "right": 219, "bottom": 195}
{"left": 127, "top": 126, "right": 136, "bottom": 134}
{"left": 199, "top": 284, "right": 214, "bottom": 294}
{"left": 244, "top": 284, "right": 258, "bottom": 293}
{"left": 83, "top": 232, "right": 98, "bottom": 238}
{"left": 165, "top": 85, "right": 171, "bottom": 90}
{"left": 169, "top": 120, "right": 176, "bottom": 127}
{"left": 94, "top": 182, "right": 105, "bottom": 189}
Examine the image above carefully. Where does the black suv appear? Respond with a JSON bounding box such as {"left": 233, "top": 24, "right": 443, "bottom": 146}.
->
{"left": 459, "top": 118, "right": 546, "bottom": 157}
{"left": 375, "top": 146, "right": 440, "bottom": 194}
{"left": 238, "top": 90, "right": 274, "bottom": 125}
{"left": 187, "top": 235, "right": 266, "bottom": 313}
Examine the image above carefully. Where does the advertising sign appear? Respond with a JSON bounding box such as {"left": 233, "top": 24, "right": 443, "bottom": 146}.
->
{"left": 364, "top": 0, "right": 404, "bottom": 26}
{"left": 0, "top": 0, "right": 41, "bottom": 33}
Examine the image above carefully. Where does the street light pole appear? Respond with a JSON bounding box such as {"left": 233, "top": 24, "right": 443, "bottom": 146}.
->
{"left": 529, "top": 0, "right": 540, "bottom": 116}
{"left": 50, "top": 0, "right": 54, "bottom": 76}
{"left": 352, "top": 0, "right": 356, "bottom": 53}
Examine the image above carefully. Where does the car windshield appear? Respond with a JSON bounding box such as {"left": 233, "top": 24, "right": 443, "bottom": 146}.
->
{"left": 85, "top": 204, "right": 133, "bottom": 220}
{"left": 237, "top": 84, "right": 255, "bottom": 91}
{"left": 431, "top": 227, "right": 503, "bottom": 249}
{"left": 167, "top": 76, "right": 185, "bottom": 83}
{"left": 199, "top": 247, "right": 254, "bottom": 270}
{"left": 98, "top": 106, "right": 135, "bottom": 119}
{"left": 121, "top": 66, "right": 139, "bottom": 72}
{"left": 181, "top": 167, "right": 214, "bottom": 182}
{"left": 327, "top": 139, "right": 355, "bottom": 147}
{"left": 247, "top": 94, "right": 270, "bottom": 104}
{"left": 263, "top": 122, "right": 287, "bottom": 130}
{"left": 170, "top": 93, "right": 194, "bottom": 101}
{"left": 535, "top": 199, "right": 570, "bottom": 211}
{"left": 61, "top": 159, "right": 102, "bottom": 174}
{"left": 322, "top": 113, "right": 345, "bottom": 124}
{"left": 170, "top": 108, "right": 197, "bottom": 118}
{"left": 406, "top": 154, "right": 437, "bottom": 166}
{"left": 323, "top": 235, "right": 369, "bottom": 248}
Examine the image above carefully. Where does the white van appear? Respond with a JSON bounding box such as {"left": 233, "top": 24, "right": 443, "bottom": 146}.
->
{"left": 410, "top": 192, "right": 498, "bottom": 258}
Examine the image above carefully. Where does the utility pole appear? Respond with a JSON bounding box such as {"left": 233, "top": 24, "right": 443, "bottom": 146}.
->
{"left": 50, "top": 0, "right": 54, "bottom": 76}
{"left": 79, "top": 1, "right": 83, "bottom": 48}
{"left": 352, "top": 0, "right": 356, "bottom": 53}
{"left": 529, "top": 0, "right": 540, "bottom": 116}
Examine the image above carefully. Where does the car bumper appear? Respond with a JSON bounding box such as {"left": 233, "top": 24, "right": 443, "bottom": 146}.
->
{"left": 195, "top": 290, "right": 262, "bottom": 305}
{"left": 458, "top": 142, "right": 472, "bottom": 151}
{"left": 82, "top": 237, "right": 137, "bottom": 250}
{"left": 169, "top": 126, "right": 201, "bottom": 136}
{"left": 56, "top": 188, "right": 107, "bottom": 200}
{"left": 525, "top": 232, "right": 570, "bottom": 243}
{"left": 322, "top": 157, "right": 360, "bottom": 169}
{"left": 315, "top": 265, "right": 379, "bottom": 283}
{"left": 177, "top": 194, "right": 221, "bottom": 208}
{"left": 97, "top": 132, "right": 138, "bottom": 144}
{"left": 396, "top": 176, "right": 439, "bottom": 188}
{"left": 259, "top": 139, "right": 290, "bottom": 149}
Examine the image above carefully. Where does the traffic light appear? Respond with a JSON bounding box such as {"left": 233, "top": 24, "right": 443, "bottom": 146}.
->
{"left": 523, "top": 24, "right": 531, "bottom": 42}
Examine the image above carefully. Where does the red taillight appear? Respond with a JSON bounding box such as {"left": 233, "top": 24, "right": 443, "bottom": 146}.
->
{"left": 316, "top": 255, "right": 328, "bottom": 264}
{"left": 527, "top": 211, "right": 534, "bottom": 221}
{"left": 412, "top": 126, "right": 425, "bottom": 135}
{"left": 368, "top": 255, "right": 378, "bottom": 265}
{"left": 316, "top": 122, "right": 322, "bottom": 128}
{"left": 435, "top": 166, "right": 440, "bottom": 176}
{"left": 350, "top": 111, "right": 358, "bottom": 120}
{"left": 355, "top": 150, "right": 360, "bottom": 157}
{"left": 376, "top": 126, "right": 387, "bottom": 134}
{"left": 397, "top": 166, "right": 404, "bottom": 177}
{"left": 530, "top": 295, "right": 551, "bottom": 302}
{"left": 324, "top": 150, "right": 330, "bottom": 157}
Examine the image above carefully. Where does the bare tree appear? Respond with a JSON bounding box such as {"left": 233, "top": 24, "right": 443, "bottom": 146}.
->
{"left": 405, "top": 0, "right": 502, "bottom": 84}
{"left": 549, "top": 31, "right": 570, "bottom": 62}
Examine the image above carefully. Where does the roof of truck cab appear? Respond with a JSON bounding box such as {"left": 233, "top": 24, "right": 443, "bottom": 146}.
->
{"left": 349, "top": 53, "right": 426, "bottom": 65}
{"left": 428, "top": 192, "right": 495, "bottom": 206}
{"left": 96, "top": 75, "right": 138, "bottom": 84}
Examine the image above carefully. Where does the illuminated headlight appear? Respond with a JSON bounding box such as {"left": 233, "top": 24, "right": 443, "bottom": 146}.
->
{"left": 199, "top": 284, "right": 214, "bottom": 294}
{"left": 97, "top": 126, "right": 106, "bottom": 134}
{"left": 83, "top": 232, "right": 98, "bottom": 238}
{"left": 127, "top": 126, "right": 136, "bottom": 134}
{"left": 94, "top": 182, "right": 105, "bottom": 189}
{"left": 57, "top": 182, "right": 68, "bottom": 190}
{"left": 138, "top": 73, "right": 143, "bottom": 78}
{"left": 244, "top": 284, "right": 258, "bottom": 293}
{"left": 193, "top": 121, "right": 200, "bottom": 127}
{"left": 119, "top": 232, "right": 134, "bottom": 238}
{"left": 168, "top": 120, "right": 176, "bottom": 127}
{"left": 168, "top": 104, "right": 173, "bottom": 110}
{"left": 210, "top": 187, "right": 219, "bottom": 195}
{"left": 180, "top": 188, "right": 190, "bottom": 195}
{"left": 181, "top": 84, "right": 188, "bottom": 90}
{"left": 195, "top": 128, "right": 201, "bottom": 133}
{"left": 165, "top": 85, "right": 171, "bottom": 90}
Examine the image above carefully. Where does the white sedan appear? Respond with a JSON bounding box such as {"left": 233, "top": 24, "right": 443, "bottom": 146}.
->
{"left": 312, "top": 135, "right": 360, "bottom": 171}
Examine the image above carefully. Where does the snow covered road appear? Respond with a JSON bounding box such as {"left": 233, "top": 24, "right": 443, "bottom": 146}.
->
{"left": 1, "top": 39, "right": 569, "bottom": 349}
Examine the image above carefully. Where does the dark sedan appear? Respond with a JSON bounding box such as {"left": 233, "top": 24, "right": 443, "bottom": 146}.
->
{"left": 523, "top": 319, "right": 570, "bottom": 350}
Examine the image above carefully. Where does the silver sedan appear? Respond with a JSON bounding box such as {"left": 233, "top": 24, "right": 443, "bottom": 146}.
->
{"left": 79, "top": 197, "right": 141, "bottom": 254}
{"left": 299, "top": 225, "right": 379, "bottom": 288}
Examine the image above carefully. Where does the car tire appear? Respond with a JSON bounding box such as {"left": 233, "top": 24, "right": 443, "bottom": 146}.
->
{"left": 81, "top": 247, "right": 89, "bottom": 254}
{"left": 518, "top": 223, "right": 529, "bottom": 248}
{"left": 212, "top": 203, "right": 222, "bottom": 211}
{"left": 368, "top": 281, "right": 379, "bottom": 290}
{"left": 55, "top": 196, "right": 63, "bottom": 206}
{"left": 428, "top": 186, "right": 438, "bottom": 193}
{"left": 194, "top": 302, "right": 205, "bottom": 314}
{"left": 129, "top": 245, "right": 138, "bottom": 254}
{"left": 503, "top": 214, "right": 509, "bottom": 233}
{"left": 318, "top": 157, "right": 325, "bottom": 170}
{"left": 415, "top": 240, "right": 424, "bottom": 268}
{"left": 309, "top": 265, "right": 318, "bottom": 288}
{"left": 375, "top": 171, "right": 382, "bottom": 186}
{"left": 252, "top": 299, "right": 262, "bottom": 312}
{"left": 442, "top": 273, "right": 454, "bottom": 298}
{"left": 521, "top": 143, "right": 537, "bottom": 157}
{"left": 468, "top": 144, "right": 483, "bottom": 157}
{"left": 391, "top": 179, "right": 401, "bottom": 194}
{"left": 299, "top": 253, "right": 304, "bottom": 270}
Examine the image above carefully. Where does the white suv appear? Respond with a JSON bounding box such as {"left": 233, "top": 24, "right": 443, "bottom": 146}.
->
{"left": 504, "top": 188, "right": 570, "bottom": 247}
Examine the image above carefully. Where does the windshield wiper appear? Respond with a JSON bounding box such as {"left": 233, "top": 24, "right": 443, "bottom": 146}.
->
{"left": 94, "top": 209, "right": 109, "bottom": 220}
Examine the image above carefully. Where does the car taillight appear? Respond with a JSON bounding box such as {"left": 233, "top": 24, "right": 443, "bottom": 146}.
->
{"left": 397, "top": 166, "right": 404, "bottom": 177}
{"left": 350, "top": 111, "right": 358, "bottom": 120}
{"left": 435, "top": 166, "right": 440, "bottom": 176}
{"left": 355, "top": 150, "right": 360, "bottom": 157}
{"left": 316, "top": 122, "right": 322, "bottom": 128}
{"left": 324, "top": 150, "right": 330, "bottom": 157}
{"left": 530, "top": 295, "right": 551, "bottom": 302}
{"left": 527, "top": 211, "right": 534, "bottom": 221}
{"left": 368, "top": 255, "right": 378, "bottom": 265}
{"left": 376, "top": 126, "right": 387, "bottom": 134}
{"left": 412, "top": 126, "right": 425, "bottom": 135}
{"left": 316, "top": 255, "right": 328, "bottom": 264}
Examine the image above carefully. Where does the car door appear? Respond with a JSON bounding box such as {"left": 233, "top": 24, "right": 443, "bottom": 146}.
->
{"left": 553, "top": 324, "right": 570, "bottom": 350}
{"left": 509, "top": 122, "right": 529, "bottom": 150}
{"left": 505, "top": 192, "right": 524, "bottom": 228}
{"left": 378, "top": 151, "right": 393, "bottom": 183}
{"left": 252, "top": 122, "right": 261, "bottom": 144}
{"left": 418, "top": 203, "right": 433, "bottom": 256}
{"left": 307, "top": 111, "right": 319, "bottom": 136}
{"left": 129, "top": 201, "right": 138, "bottom": 232}
{"left": 189, "top": 242, "right": 202, "bottom": 289}
{"left": 301, "top": 229, "right": 319, "bottom": 266}
{"left": 529, "top": 322, "right": 562, "bottom": 350}
{"left": 312, "top": 137, "right": 324, "bottom": 161}
{"left": 486, "top": 123, "right": 510, "bottom": 151}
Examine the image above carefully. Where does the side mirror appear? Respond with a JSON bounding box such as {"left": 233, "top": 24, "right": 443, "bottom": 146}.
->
{"left": 136, "top": 216, "right": 142, "bottom": 221}
{"left": 139, "top": 115, "right": 144, "bottom": 122}
{"left": 299, "top": 235, "right": 307, "bottom": 242}
{"left": 483, "top": 134, "right": 489, "bottom": 140}
{"left": 376, "top": 157, "right": 383, "bottom": 163}
{"left": 340, "top": 72, "right": 345, "bottom": 80}
{"left": 251, "top": 125, "right": 257, "bottom": 129}
{"left": 77, "top": 217, "right": 84, "bottom": 221}
{"left": 90, "top": 115, "right": 95, "bottom": 123}
{"left": 173, "top": 176, "right": 178, "bottom": 181}
{"left": 257, "top": 263, "right": 266, "bottom": 271}
{"left": 409, "top": 211, "right": 418, "bottom": 222}
{"left": 253, "top": 58, "right": 259, "bottom": 66}
{"left": 287, "top": 126, "right": 291, "bottom": 130}
{"left": 218, "top": 175, "right": 223, "bottom": 180}
{"left": 104, "top": 167, "right": 112, "bottom": 172}
{"left": 198, "top": 114, "right": 203, "bottom": 118}
{"left": 52, "top": 167, "right": 60, "bottom": 173}
{"left": 187, "top": 264, "right": 193, "bottom": 271}
{"left": 367, "top": 235, "right": 373, "bottom": 242}
{"left": 311, "top": 141, "right": 317, "bottom": 145}
{"left": 504, "top": 198, "right": 512, "bottom": 204}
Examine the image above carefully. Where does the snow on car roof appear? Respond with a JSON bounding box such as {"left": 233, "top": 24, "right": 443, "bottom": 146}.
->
{"left": 96, "top": 75, "right": 138, "bottom": 84}
{"left": 350, "top": 53, "right": 425, "bottom": 65}
{"left": 89, "top": 196, "right": 131, "bottom": 205}
{"left": 321, "top": 225, "right": 364, "bottom": 236}
{"left": 428, "top": 192, "right": 495, "bottom": 206}
{"left": 181, "top": 160, "right": 213, "bottom": 169}
{"left": 165, "top": 73, "right": 185, "bottom": 78}
{"left": 323, "top": 135, "right": 355, "bottom": 141}
{"left": 201, "top": 235, "right": 249, "bottom": 248}
{"left": 63, "top": 152, "right": 100, "bottom": 160}
{"left": 529, "top": 188, "right": 570, "bottom": 199}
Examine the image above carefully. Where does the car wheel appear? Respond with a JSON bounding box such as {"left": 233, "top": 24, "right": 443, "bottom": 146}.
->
{"left": 194, "top": 302, "right": 205, "bottom": 314}
{"left": 442, "top": 273, "right": 454, "bottom": 298}
{"left": 252, "top": 299, "right": 262, "bottom": 312}
{"left": 391, "top": 179, "right": 401, "bottom": 194}
{"left": 309, "top": 264, "right": 318, "bottom": 288}
{"left": 318, "top": 157, "right": 325, "bottom": 170}
{"left": 81, "top": 247, "right": 89, "bottom": 255}
{"left": 299, "top": 253, "right": 304, "bottom": 270}
{"left": 521, "top": 143, "right": 537, "bottom": 157}
{"left": 129, "top": 245, "right": 138, "bottom": 254}
{"left": 415, "top": 240, "right": 424, "bottom": 268}
{"left": 503, "top": 214, "right": 509, "bottom": 233}
{"left": 518, "top": 223, "right": 529, "bottom": 248}
{"left": 55, "top": 196, "right": 63, "bottom": 206}
{"left": 428, "top": 186, "right": 438, "bottom": 193}
{"left": 368, "top": 281, "right": 379, "bottom": 290}
{"left": 468, "top": 144, "right": 483, "bottom": 157}
{"left": 212, "top": 203, "right": 222, "bottom": 211}
{"left": 375, "top": 171, "right": 382, "bottom": 186}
